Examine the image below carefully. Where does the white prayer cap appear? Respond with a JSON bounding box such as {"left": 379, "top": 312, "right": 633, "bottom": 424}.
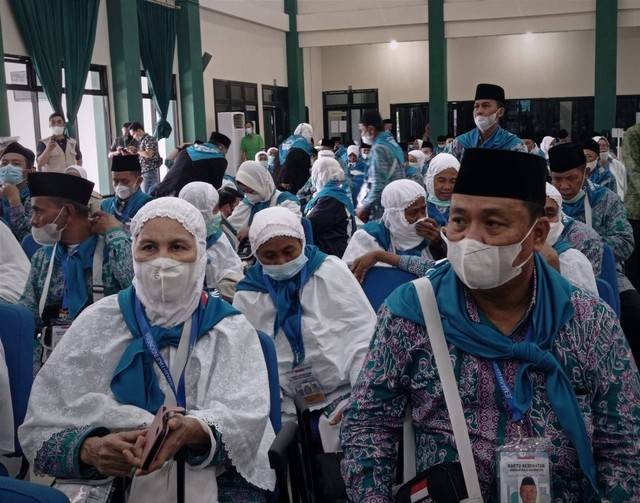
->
{"left": 381, "top": 179, "right": 426, "bottom": 211}
{"left": 131, "top": 196, "right": 206, "bottom": 246}
{"left": 235, "top": 161, "right": 275, "bottom": 202}
{"left": 408, "top": 149, "right": 427, "bottom": 168}
{"left": 65, "top": 165, "right": 88, "bottom": 179}
{"left": 311, "top": 157, "right": 345, "bottom": 191}
{"left": 178, "top": 181, "right": 219, "bottom": 226}
{"left": 545, "top": 182, "right": 563, "bottom": 210}
{"left": 317, "top": 149, "right": 335, "bottom": 159}
{"left": 294, "top": 123, "right": 313, "bottom": 141}
{"left": 254, "top": 150, "right": 268, "bottom": 161}
{"left": 424, "top": 153, "right": 460, "bottom": 198}
{"left": 347, "top": 145, "right": 359, "bottom": 158}
{"left": 540, "top": 136, "right": 555, "bottom": 154}
{"left": 249, "top": 206, "right": 305, "bottom": 252}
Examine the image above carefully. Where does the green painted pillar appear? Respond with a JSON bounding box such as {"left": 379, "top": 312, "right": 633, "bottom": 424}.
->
{"left": 0, "top": 11, "right": 10, "bottom": 136}
{"left": 428, "top": 0, "right": 447, "bottom": 140}
{"left": 594, "top": 0, "right": 618, "bottom": 133}
{"left": 177, "top": 0, "right": 206, "bottom": 142}
{"left": 107, "top": 0, "right": 143, "bottom": 129}
{"left": 285, "top": 0, "right": 305, "bottom": 127}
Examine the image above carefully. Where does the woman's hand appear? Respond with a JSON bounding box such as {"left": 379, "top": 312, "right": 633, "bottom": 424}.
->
{"left": 124, "top": 416, "right": 211, "bottom": 476}
{"left": 416, "top": 218, "right": 441, "bottom": 244}
{"left": 350, "top": 251, "right": 381, "bottom": 283}
{"left": 80, "top": 430, "right": 145, "bottom": 477}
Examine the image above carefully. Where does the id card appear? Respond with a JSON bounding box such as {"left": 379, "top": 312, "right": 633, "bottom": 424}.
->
{"left": 286, "top": 363, "right": 326, "bottom": 406}
{"left": 498, "top": 437, "right": 551, "bottom": 503}
{"left": 41, "top": 317, "right": 71, "bottom": 363}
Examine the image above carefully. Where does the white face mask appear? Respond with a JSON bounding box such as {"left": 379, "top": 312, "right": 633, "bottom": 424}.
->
{"left": 259, "top": 160, "right": 268, "bottom": 169}
{"left": 361, "top": 133, "right": 375, "bottom": 145}
{"left": 245, "top": 191, "right": 263, "bottom": 204}
{"left": 382, "top": 209, "right": 425, "bottom": 251}
{"left": 31, "top": 207, "right": 66, "bottom": 246}
{"left": 267, "top": 154, "right": 276, "bottom": 164}
{"left": 442, "top": 221, "right": 537, "bottom": 290}
{"left": 546, "top": 219, "right": 564, "bottom": 246}
{"left": 599, "top": 151, "right": 608, "bottom": 162}
{"left": 261, "top": 252, "right": 308, "bottom": 281}
{"left": 134, "top": 257, "right": 195, "bottom": 304}
{"left": 408, "top": 162, "right": 419, "bottom": 168}
{"left": 245, "top": 127, "right": 253, "bottom": 135}
{"left": 474, "top": 112, "right": 498, "bottom": 132}
{"left": 50, "top": 126, "right": 64, "bottom": 136}
{"left": 586, "top": 160, "right": 597, "bottom": 172}
{"left": 115, "top": 183, "right": 134, "bottom": 200}
{"left": 361, "top": 152, "right": 369, "bottom": 160}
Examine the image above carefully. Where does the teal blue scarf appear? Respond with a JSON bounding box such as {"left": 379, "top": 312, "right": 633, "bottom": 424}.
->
{"left": 456, "top": 126, "right": 523, "bottom": 150}
{"left": 305, "top": 180, "right": 355, "bottom": 216}
{"left": 385, "top": 255, "right": 599, "bottom": 494}
{"left": 110, "top": 286, "right": 239, "bottom": 413}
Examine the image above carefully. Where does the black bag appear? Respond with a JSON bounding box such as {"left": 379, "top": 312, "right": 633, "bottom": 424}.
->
{"left": 395, "top": 462, "right": 468, "bottom": 503}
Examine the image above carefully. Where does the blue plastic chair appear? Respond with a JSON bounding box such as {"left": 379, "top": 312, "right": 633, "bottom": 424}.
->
{"left": 361, "top": 266, "right": 418, "bottom": 312}
{"left": 20, "top": 234, "right": 41, "bottom": 260}
{"left": 256, "top": 331, "right": 282, "bottom": 434}
{"left": 0, "top": 304, "right": 35, "bottom": 456}
{"left": 0, "top": 477, "right": 69, "bottom": 502}
{"left": 301, "top": 218, "right": 314, "bottom": 246}
{"left": 599, "top": 245, "right": 621, "bottom": 317}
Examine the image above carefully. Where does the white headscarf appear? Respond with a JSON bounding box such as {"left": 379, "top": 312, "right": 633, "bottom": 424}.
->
{"left": 381, "top": 179, "right": 426, "bottom": 251}
{"left": 0, "top": 220, "right": 29, "bottom": 303}
{"left": 408, "top": 149, "right": 427, "bottom": 169}
{"left": 130, "top": 197, "right": 207, "bottom": 327}
{"left": 545, "top": 182, "right": 563, "bottom": 210}
{"left": 540, "top": 136, "right": 555, "bottom": 155}
{"left": 178, "top": 181, "right": 219, "bottom": 229}
{"left": 254, "top": 150, "right": 268, "bottom": 161}
{"left": 311, "top": 157, "right": 345, "bottom": 191}
{"left": 249, "top": 206, "right": 305, "bottom": 252}
{"left": 294, "top": 123, "right": 313, "bottom": 141}
{"left": 235, "top": 161, "right": 276, "bottom": 202}
{"left": 347, "top": 145, "right": 359, "bottom": 158}
{"left": 425, "top": 153, "right": 460, "bottom": 198}
{"left": 64, "top": 165, "right": 88, "bottom": 179}
{"left": 317, "top": 149, "right": 335, "bottom": 159}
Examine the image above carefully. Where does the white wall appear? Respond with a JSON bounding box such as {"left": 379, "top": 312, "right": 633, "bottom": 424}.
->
{"left": 199, "top": 9, "right": 287, "bottom": 136}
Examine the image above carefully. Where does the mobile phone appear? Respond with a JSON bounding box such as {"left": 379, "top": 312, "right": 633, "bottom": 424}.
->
{"left": 140, "top": 405, "right": 185, "bottom": 471}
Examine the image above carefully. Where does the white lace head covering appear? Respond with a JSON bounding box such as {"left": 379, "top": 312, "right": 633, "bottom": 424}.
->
{"left": 311, "top": 157, "right": 345, "bottom": 191}
{"left": 347, "top": 145, "right": 359, "bottom": 158}
{"left": 545, "top": 182, "right": 563, "bottom": 211}
{"left": 235, "top": 161, "right": 275, "bottom": 202}
{"left": 381, "top": 180, "right": 427, "bottom": 251}
{"left": 294, "top": 123, "right": 313, "bottom": 141}
{"left": 540, "top": 136, "right": 555, "bottom": 155}
{"left": 249, "top": 206, "right": 305, "bottom": 252}
{"left": 130, "top": 197, "right": 207, "bottom": 327}
{"left": 64, "top": 165, "right": 88, "bottom": 179}
{"left": 178, "top": 181, "right": 219, "bottom": 228}
{"left": 254, "top": 150, "right": 268, "bottom": 161}
{"left": 408, "top": 149, "right": 427, "bottom": 169}
{"left": 425, "top": 153, "right": 460, "bottom": 198}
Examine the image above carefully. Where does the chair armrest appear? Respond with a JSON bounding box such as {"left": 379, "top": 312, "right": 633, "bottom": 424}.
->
{"left": 268, "top": 421, "right": 298, "bottom": 470}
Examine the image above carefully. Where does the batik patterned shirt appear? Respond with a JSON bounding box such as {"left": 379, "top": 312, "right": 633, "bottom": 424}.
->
{"left": 341, "top": 281, "right": 640, "bottom": 502}
{"left": 560, "top": 214, "right": 604, "bottom": 277}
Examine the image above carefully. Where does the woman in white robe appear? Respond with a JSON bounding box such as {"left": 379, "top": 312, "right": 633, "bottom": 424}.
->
{"left": 227, "top": 161, "right": 301, "bottom": 244}
{"left": 545, "top": 183, "right": 598, "bottom": 294}
{"left": 179, "top": 182, "right": 244, "bottom": 301}
{"left": 233, "top": 207, "right": 376, "bottom": 431}
{"left": 19, "top": 197, "right": 275, "bottom": 503}
{"left": 0, "top": 220, "right": 30, "bottom": 304}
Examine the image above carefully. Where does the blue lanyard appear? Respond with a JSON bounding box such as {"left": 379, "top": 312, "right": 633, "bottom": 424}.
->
{"left": 492, "top": 324, "right": 533, "bottom": 422}
{"left": 134, "top": 297, "right": 200, "bottom": 408}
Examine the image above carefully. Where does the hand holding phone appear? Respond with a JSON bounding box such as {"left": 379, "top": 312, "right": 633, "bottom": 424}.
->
{"left": 140, "top": 406, "right": 186, "bottom": 471}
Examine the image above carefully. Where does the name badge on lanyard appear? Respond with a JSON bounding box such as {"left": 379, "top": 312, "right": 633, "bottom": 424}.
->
{"left": 134, "top": 297, "right": 200, "bottom": 408}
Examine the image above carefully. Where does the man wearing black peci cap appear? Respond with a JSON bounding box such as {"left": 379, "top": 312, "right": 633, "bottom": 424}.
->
{"left": 342, "top": 148, "right": 640, "bottom": 501}
{"left": 19, "top": 173, "right": 134, "bottom": 365}
{"left": 447, "top": 83, "right": 526, "bottom": 161}
{"left": 100, "top": 154, "right": 152, "bottom": 230}
{"left": 153, "top": 131, "right": 230, "bottom": 197}
{"left": 0, "top": 142, "right": 36, "bottom": 241}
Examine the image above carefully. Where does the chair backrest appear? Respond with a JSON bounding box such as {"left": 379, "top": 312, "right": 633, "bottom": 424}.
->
{"left": 301, "top": 218, "right": 314, "bottom": 246}
{"left": 0, "top": 304, "right": 35, "bottom": 455}
{"left": 0, "top": 477, "right": 70, "bottom": 502}
{"left": 599, "top": 245, "right": 621, "bottom": 316}
{"left": 596, "top": 278, "right": 620, "bottom": 317}
{"left": 361, "top": 266, "right": 418, "bottom": 312}
{"left": 20, "top": 234, "right": 41, "bottom": 260}
{"left": 256, "top": 330, "right": 282, "bottom": 433}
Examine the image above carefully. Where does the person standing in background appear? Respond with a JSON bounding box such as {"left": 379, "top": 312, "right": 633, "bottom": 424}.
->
{"left": 36, "top": 113, "right": 82, "bottom": 173}
{"left": 108, "top": 122, "right": 139, "bottom": 159}
{"left": 128, "top": 122, "right": 162, "bottom": 194}
{"left": 240, "top": 121, "right": 264, "bottom": 162}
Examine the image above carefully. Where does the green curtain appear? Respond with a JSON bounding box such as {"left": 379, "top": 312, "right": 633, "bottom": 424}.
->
{"left": 137, "top": 0, "right": 176, "bottom": 139}
{"left": 62, "top": 0, "right": 100, "bottom": 137}
{"left": 9, "top": 0, "right": 64, "bottom": 116}
{"left": 10, "top": 0, "right": 100, "bottom": 138}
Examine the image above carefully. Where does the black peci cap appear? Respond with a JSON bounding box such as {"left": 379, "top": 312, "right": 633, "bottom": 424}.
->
{"left": 28, "top": 172, "right": 94, "bottom": 206}
{"left": 474, "top": 83, "right": 505, "bottom": 102}
{"left": 548, "top": 142, "right": 586, "bottom": 173}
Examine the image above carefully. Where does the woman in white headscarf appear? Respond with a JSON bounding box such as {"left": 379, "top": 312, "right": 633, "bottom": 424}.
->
{"left": 178, "top": 182, "right": 244, "bottom": 301}
{"left": 227, "top": 161, "right": 301, "bottom": 245}
{"left": 304, "top": 157, "right": 354, "bottom": 256}
{"left": 540, "top": 136, "right": 556, "bottom": 158}
{"left": 19, "top": 197, "right": 275, "bottom": 502}
{"left": 277, "top": 123, "right": 315, "bottom": 195}
{"left": 234, "top": 207, "right": 375, "bottom": 445}
{"left": 544, "top": 182, "right": 598, "bottom": 294}
{"left": 407, "top": 149, "right": 427, "bottom": 184}
{"left": 343, "top": 179, "right": 439, "bottom": 280}
{"left": 593, "top": 135, "right": 627, "bottom": 199}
